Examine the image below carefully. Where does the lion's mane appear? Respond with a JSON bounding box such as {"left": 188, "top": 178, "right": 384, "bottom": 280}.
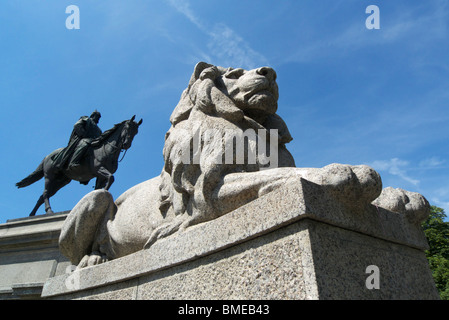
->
{"left": 157, "top": 62, "right": 295, "bottom": 227}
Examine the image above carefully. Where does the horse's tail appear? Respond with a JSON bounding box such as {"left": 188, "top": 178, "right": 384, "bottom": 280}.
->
{"left": 16, "top": 160, "right": 44, "bottom": 188}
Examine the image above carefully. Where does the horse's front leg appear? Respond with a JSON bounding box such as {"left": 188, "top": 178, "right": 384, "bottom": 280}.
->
{"left": 95, "top": 167, "right": 115, "bottom": 190}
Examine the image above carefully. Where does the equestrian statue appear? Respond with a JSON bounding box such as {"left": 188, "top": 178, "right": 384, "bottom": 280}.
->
{"left": 16, "top": 111, "right": 142, "bottom": 216}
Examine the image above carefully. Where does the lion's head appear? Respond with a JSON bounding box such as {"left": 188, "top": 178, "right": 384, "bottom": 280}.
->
{"left": 170, "top": 62, "right": 281, "bottom": 127}
{"left": 158, "top": 62, "right": 295, "bottom": 225}
{"left": 214, "top": 65, "right": 279, "bottom": 121}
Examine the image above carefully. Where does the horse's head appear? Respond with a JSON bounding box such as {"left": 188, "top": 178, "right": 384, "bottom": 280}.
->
{"left": 120, "top": 115, "right": 143, "bottom": 150}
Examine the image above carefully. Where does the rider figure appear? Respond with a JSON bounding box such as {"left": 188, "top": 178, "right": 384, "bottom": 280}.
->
{"left": 54, "top": 110, "right": 102, "bottom": 170}
{"left": 69, "top": 110, "right": 102, "bottom": 169}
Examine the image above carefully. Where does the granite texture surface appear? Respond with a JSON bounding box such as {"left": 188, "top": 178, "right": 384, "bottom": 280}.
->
{"left": 42, "top": 178, "right": 439, "bottom": 300}
{"left": 0, "top": 212, "right": 70, "bottom": 299}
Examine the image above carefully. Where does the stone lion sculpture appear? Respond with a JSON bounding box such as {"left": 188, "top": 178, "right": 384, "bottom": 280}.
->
{"left": 59, "top": 62, "right": 430, "bottom": 268}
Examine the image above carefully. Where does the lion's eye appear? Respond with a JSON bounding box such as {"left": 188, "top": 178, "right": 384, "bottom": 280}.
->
{"left": 225, "top": 68, "right": 245, "bottom": 79}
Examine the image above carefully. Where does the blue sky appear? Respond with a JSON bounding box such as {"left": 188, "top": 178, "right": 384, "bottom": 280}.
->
{"left": 1, "top": 0, "right": 448, "bottom": 222}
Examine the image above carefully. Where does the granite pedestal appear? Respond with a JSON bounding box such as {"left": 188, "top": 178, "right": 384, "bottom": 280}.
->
{"left": 0, "top": 212, "right": 70, "bottom": 299}
{"left": 41, "top": 179, "right": 439, "bottom": 300}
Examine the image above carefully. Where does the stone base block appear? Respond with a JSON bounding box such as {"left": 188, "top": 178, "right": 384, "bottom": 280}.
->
{"left": 0, "top": 212, "right": 71, "bottom": 300}
{"left": 41, "top": 179, "right": 439, "bottom": 300}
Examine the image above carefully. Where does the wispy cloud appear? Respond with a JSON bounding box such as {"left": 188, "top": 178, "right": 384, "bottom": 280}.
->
{"left": 433, "top": 187, "right": 449, "bottom": 214}
{"left": 166, "top": 0, "right": 204, "bottom": 30}
{"left": 284, "top": 2, "right": 449, "bottom": 64}
{"left": 369, "top": 158, "right": 420, "bottom": 186}
{"left": 419, "top": 157, "right": 446, "bottom": 169}
{"left": 207, "top": 23, "right": 269, "bottom": 69}
{"left": 165, "top": 0, "right": 269, "bottom": 69}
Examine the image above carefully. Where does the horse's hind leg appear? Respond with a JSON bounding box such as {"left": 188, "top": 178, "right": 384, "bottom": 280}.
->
{"left": 29, "top": 188, "right": 53, "bottom": 216}
{"left": 43, "top": 191, "right": 53, "bottom": 214}
{"left": 29, "top": 195, "right": 44, "bottom": 216}
{"left": 42, "top": 177, "right": 71, "bottom": 214}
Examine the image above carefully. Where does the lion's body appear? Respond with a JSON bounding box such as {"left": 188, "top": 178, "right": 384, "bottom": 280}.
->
{"left": 87, "top": 62, "right": 298, "bottom": 260}
{"left": 59, "top": 62, "right": 396, "bottom": 268}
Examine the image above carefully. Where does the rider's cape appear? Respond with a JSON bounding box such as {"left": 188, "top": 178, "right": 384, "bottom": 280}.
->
{"left": 52, "top": 116, "right": 101, "bottom": 169}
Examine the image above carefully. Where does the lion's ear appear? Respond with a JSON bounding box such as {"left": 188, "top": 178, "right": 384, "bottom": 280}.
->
{"left": 188, "top": 62, "right": 214, "bottom": 88}
{"left": 210, "top": 87, "right": 244, "bottom": 122}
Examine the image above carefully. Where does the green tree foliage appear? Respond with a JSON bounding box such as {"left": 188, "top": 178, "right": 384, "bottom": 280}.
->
{"left": 422, "top": 205, "right": 449, "bottom": 300}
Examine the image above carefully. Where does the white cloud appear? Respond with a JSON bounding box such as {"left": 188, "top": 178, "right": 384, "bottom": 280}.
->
{"left": 285, "top": 2, "right": 449, "bottom": 64}
{"left": 430, "top": 189, "right": 449, "bottom": 215}
{"left": 165, "top": 0, "right": 268, "bottom": 69}
{"left": 166, "top": 0, "right": 204, "bottom": 30}
{"left": 207, "top": 23, "right": 269, "bottom": 69}
{"left": 419, "top": 157, "right": 446, "bottom": 169}
{"left": 369, "top": 158, "right": 420, "bottom": 186}
{"left": 367, "top": 157, "right": 449, "bottom": 216}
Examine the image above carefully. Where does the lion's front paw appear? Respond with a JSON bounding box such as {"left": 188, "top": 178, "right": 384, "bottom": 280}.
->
{"left": 309, "top": 163, "right": 382, "bottom": 210}
{"left": 76, "top": 251, "right": 108, "bottom": 269}
{"left": 372, "top": 187, "right": 430, "bottom": 224}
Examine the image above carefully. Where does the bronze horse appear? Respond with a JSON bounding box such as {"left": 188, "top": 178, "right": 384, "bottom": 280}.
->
{"left": 16, "top": 116, "right": 142, "bottom": 216}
